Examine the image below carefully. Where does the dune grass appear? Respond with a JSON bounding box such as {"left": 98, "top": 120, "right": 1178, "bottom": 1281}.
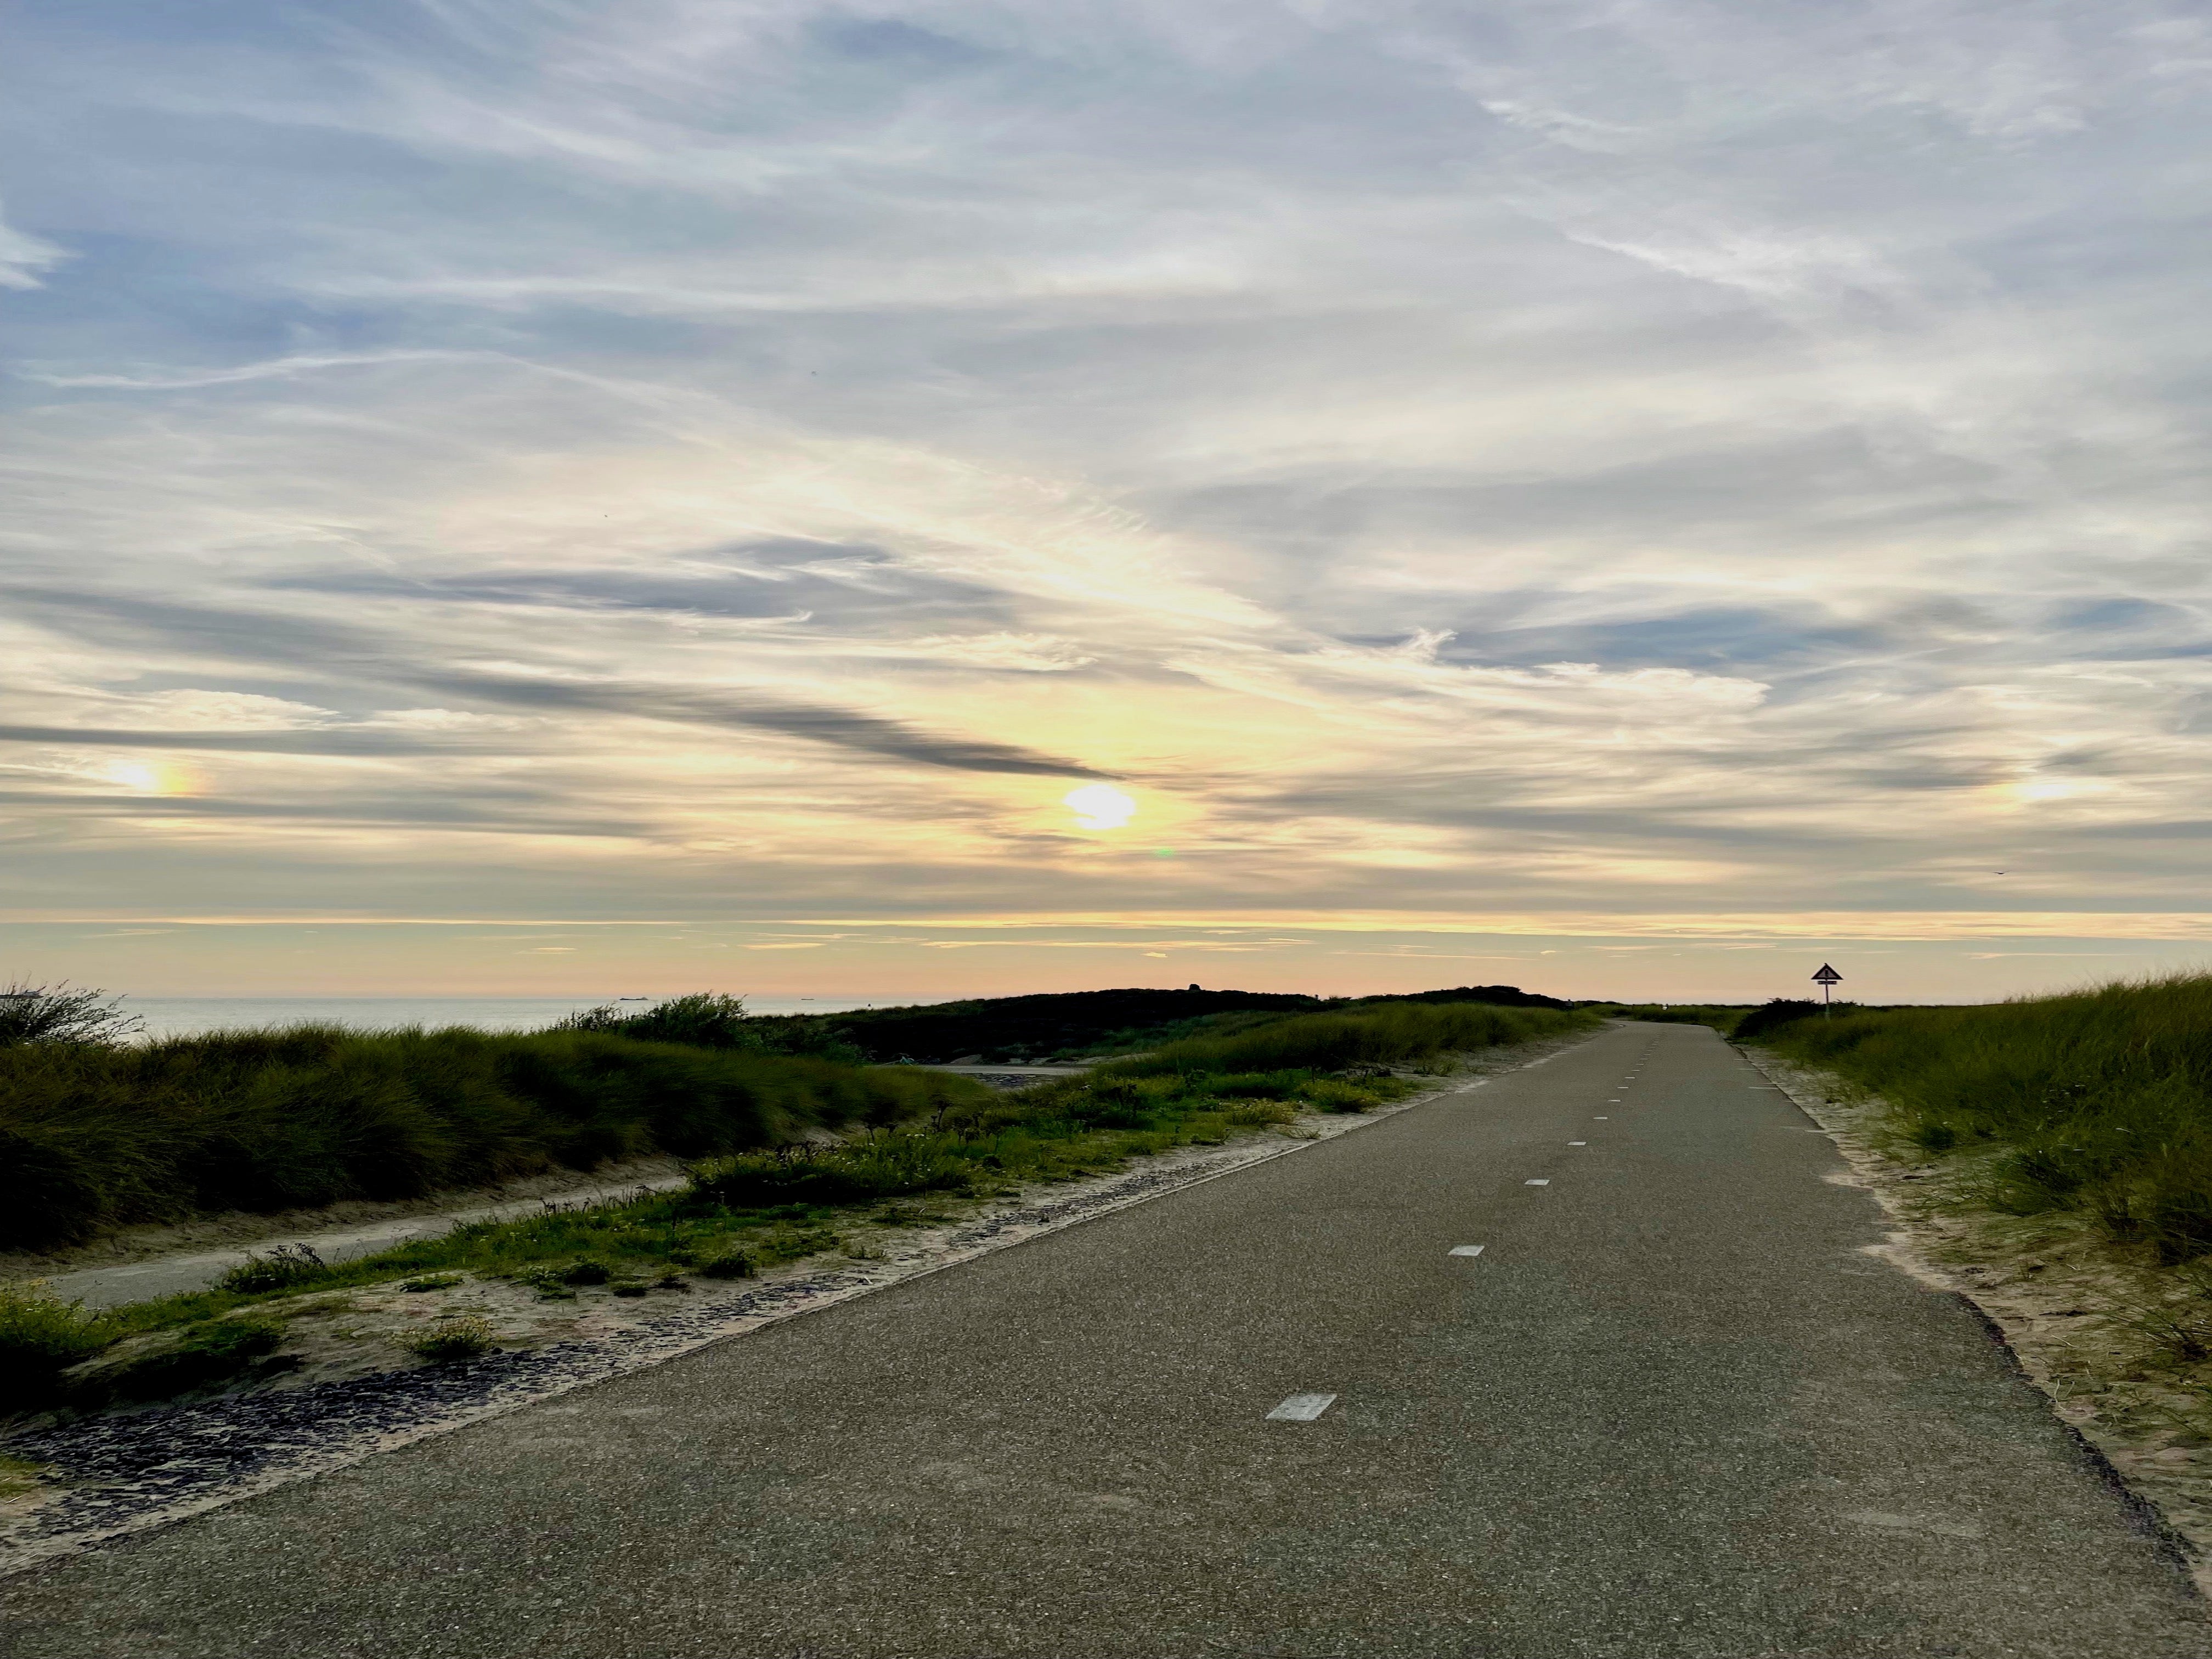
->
{"left": 0, "top": 1025, "right": 992, "bottom": 1252}
{"left": 1101, "top": 1000, "right": 1595, "bottom": 1078}
{"left": 1752, "top": 974, "right": 2212, "bottom": 1262}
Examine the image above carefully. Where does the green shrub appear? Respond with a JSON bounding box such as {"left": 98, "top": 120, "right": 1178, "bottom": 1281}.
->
{"left": 552, "top": 994, "right": 865, "bottom": 1063}
{"left": 0, "top": 1282, "right": 114, "bottom": 1410}
{"left": 399, "top": 1274, "right": 462, "bottom": 1293}
{"left": 686, "top": 1131, "right": 973, "bottom": 1210}
{"left": 1731, "top": 1000, "right": 1835, "bottom": 1043}
{"left": 217, "top": 1244, "right": 330, "bottom": 1294}
{"left": 697, "top": 1250, "right": 758, "bottom": 1279}
{"left": 402, "top": 1314, "right": 495, "bottom": 1363}
{"left": 1297, "top": 1079, "right": 1381, "bottom": 1114}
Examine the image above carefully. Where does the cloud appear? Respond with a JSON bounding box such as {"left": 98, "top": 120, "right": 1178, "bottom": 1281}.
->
{"left": 1, "top": 585, "right": 1108, "bottom": 778}
{"left": 1, "top": 0, "right": 2208, "bottom": 996}
{"left": 0, "top": 201, "right": 67, "bottom": 290}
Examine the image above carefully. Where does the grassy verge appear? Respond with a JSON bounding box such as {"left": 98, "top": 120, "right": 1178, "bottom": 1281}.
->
{"left": 0, "top": 1025, "right": 991, "bottom": 1252}
{"left": 1747, "top": 975, "right": 2212, "bottom": 1262}
{"left": 3, "top": 1000, "right": 1594, "bottom": 1415}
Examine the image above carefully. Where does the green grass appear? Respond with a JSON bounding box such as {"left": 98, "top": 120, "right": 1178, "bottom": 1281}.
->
{"left": 1098, "top": 1000, "right": 1594, "bottom": 1079}
{"left": 0, "top": 1454, "right": 48, "bottom": 1499}
{"left": 0, "top": 1282, "right": 114, "bottom": 1410}
{"left": 1750, "top": 974, "right": 2212, "bottom": 1262}
{"left": 0, "top": 1024, "right": 991, "bottom": 1251}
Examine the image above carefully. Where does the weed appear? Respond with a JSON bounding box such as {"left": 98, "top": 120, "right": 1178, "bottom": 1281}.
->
{"left": 758, "top": 1227, "right": 843, "bottom": 1265}
{"left": 0, "top": 1454, "right": 50, "bottom": 1499}
{"left": 610, "top": 1283, "right": 648, "bottom": 1298}
{"left": 216, "top": 1243, "right": 330, "bottom": 1295}
{"left": 697, "top": 1250, "right": 757, "bottom": 1279}
{"left": 398, "top": 1274, "right": 463, "bottom": 1293}
{"left": 0, "top": 1282, "right": 114, "bottom": 1410}
{"left": 514, "top": 1257, "right": 613, "bottom": 1296}
{"left": 2134, "top": 1303, "right": 2212, "bottom": 1365}
{"left": 1297, "top": 1079, "right": 1383, "bottom": 1114}
{"left": 403, "top": 1315, "right": 495, "bottom": 1362}
{"left": 0, "top": 981, "right": 142, "bottom": 1047}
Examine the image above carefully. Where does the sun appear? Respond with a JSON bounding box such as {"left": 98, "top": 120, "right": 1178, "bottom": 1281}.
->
{"left": 1064, "top": 785, "right": 1137, "bottom": 831}
{"left": 107, "top": 761, "right": 196, "bottom": 796}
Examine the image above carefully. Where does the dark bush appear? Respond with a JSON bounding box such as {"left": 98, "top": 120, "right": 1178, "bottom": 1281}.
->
{"left": 1730, "top": 1000, "right": 1832, "bottom": 1043}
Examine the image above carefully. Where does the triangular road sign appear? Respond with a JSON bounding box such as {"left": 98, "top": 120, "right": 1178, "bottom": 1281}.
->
{"left": 1811, "top": 963, "right": 1842, "bottom": 984}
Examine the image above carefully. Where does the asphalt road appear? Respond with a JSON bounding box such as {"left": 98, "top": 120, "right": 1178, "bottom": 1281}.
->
{"left": 5, "top": 1023, "right": 2204, "bottom": 1658}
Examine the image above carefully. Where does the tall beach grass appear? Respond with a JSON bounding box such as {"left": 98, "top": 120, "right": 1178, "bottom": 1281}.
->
{"left": 1101, "top": 1000, "right": 1593, "bottom": 1080}
{"left": 0, "top": 1025, "right": 988, "bottom": 1252}
{"left": 1751, "top": 974, "right": 2212, "bottom": 1261}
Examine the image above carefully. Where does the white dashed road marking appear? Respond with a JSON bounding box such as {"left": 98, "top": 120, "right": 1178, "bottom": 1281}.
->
{"left": 1267, "top": 1393, "right": 1338, "bottom": 1421}
{"left": 1448, "top": 1244, "right": 1486, "bottom": 1257}
{"left": 1525, "top": 1178, "right": 1551, "bottom": 1186}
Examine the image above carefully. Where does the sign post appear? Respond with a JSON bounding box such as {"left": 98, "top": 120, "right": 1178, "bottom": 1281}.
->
{"left": 1812, "top": 963, "right": 1842, "bottom": 1019}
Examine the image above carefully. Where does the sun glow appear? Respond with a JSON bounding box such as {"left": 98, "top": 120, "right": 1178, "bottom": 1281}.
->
{"left": 106, "top": 761, "right": 197, "bottom": 796}
{"left": 1064, "top": 785, "right": 1137, "bottom": 831}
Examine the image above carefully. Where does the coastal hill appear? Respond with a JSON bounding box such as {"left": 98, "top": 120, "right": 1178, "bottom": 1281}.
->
{"left": 759, "top": 984, "right": 1579, "bottom": 1065}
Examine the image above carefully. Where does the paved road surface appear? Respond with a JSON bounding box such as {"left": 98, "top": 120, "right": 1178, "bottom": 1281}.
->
{"left": 5, "top": 1023, "right": 2203, "bottom": 1657}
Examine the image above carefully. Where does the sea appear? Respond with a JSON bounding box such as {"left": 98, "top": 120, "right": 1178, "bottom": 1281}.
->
{"left": 119, "top": 996, "right": 897, "bottom": 1042}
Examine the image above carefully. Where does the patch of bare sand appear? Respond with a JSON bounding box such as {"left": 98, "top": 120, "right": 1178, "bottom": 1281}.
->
{"left": 1752, "top": 1051, "right": 2212, "bottom": 1581}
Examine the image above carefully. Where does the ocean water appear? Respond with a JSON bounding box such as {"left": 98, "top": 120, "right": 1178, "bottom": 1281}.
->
{"left": 120, "top": 995, "right": 898, "bottom": 1041}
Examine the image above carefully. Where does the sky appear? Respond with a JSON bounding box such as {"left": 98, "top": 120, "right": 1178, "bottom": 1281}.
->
{"left": 4, "top": 0, "right": 2211, "bottom": 1006}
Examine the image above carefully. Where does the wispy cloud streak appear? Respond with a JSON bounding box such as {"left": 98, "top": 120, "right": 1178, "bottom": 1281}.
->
{"left": 2, "top": 0, "right": 2209, "bottom": 998}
